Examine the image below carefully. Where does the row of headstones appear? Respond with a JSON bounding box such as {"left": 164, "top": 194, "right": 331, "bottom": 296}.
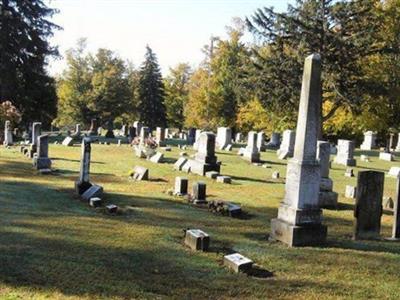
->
{"left": 14, "top": 122, "right": 52, "bottom": 174}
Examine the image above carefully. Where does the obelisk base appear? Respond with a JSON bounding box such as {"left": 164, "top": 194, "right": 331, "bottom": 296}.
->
{"left": 270, "top": 218, "right": 327, "bottom": 247}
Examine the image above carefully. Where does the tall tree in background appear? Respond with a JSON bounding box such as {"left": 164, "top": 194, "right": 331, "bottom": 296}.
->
{"left": 137, "top": 46, "right": 166, "bottom": 129}
{"left": 164, "top": 63, "right": 191, "bottom": 130}
{"left": 0, "top": 0, "right": 60, "bottom": 127}
{"left": 246, "top": 0, "right": 385, "bottom": 131}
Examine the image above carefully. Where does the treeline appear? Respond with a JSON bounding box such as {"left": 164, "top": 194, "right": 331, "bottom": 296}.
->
{"left": 1, "top": 0, "right": 400, "bottom": 138}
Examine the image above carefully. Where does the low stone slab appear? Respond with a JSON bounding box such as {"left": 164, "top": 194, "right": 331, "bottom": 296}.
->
{"left": 184, "top": 229, "right": 210, "bottom": 251}
{"left": 379, "top": 152, "right": 394, "bottom": 161}
{"left": 360, "top": 155, "right": 370, "bottom": 162}
{"left": 174, "top": 157, "right": 188, "bottom": 171}
{"left": 216, "top": 175, "right": 231, "bottom": 184}
{"left": 227, "top": 202, "right": 242, "bottom": 217}
{"left": 82, "top": 184, "right": 103, "bottom": 201}
{"left": 62, "top": 136, "right": 74, "bottom": 146}
{"left": 388, "top": 167, "right": 400, "bottom": 178}
{"left": 205, "top": 171, "right": 219, "bottom": 179}
{"left": 106, "top": 204, "right": 118, "bottom": 213}
{"left": 383, "top": 197, "right": 394, "bottom": 210}
{"left": 131, "top": 166, "right": 149, "bottom": 181}
{"left": 272, "top": 171, "right": 280, "bottom": 179}
{"left": 224, "top": 253, "right": 253, "bottom": 273}
{"left": 224, "top": 144, "right": 233, "bottom": 151}
{"left": 89, "top": 197, "right": 103, "bottom": 207}
{"left": 345, "top": 168, "right": 354, "bottom": 177}
{"left": 345, "top": 185, "right": 357, "bottom": 199}
{"left": 38, "top": 168, "right": 52, "bottom": 175}
{"left": 149, "top": 152, "right": 164, "bottom": 163}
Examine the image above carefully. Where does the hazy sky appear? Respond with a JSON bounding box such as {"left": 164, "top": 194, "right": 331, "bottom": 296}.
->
{"left": 48, "top": 0, "right": 294, "bottom": 75}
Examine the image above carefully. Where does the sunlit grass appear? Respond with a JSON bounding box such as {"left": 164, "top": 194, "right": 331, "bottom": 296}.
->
{"left": 0, "top": 141, "right": 399, "bottom": 299}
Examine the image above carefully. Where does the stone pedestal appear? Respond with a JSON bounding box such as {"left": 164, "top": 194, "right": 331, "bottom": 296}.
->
{"left": 334, "top": 140, "right": 356, "bottom": 166}
{"left": 155, "top": 127, "right": 166, "bottom": 146}
{"left": 75, "top": 138, "right": 94, "bottom": 195}
{"left": 88, "top": 119, "right": 98, "bottom": 136}
{"left": 277, "top": 130, "right": 295, "bottom": 159}
{"left": 270, "top": 54, "right": 327, "bottom": 247}
{"left": 33, "top": 134, "right": 52, "bottom": 170}
{"left": 242, "top": 131, "right": 260, "bottom": 162}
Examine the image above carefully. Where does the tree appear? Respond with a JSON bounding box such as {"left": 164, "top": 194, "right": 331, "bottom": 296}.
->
{"left": 246, "top": 0, "right": 386, "bottom": 132}
{"left": 137, "top": 46, "right": 166, "bottom": 129}
{"left": 164, "top": 63, "right": 191, "bottom": 130}
{"left": 0, "top": 0, "right": 60, "bottom": 127}
{"left": 55, "top": 40, "right": 132, "bottom": 128}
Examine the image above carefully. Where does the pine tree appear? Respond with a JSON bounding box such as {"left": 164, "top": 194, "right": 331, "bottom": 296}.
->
{"left": 0, "top": 0, "right": 60, "bottom": 127}
{"left": 137, "top": 46, "right": 166, "bottom": 129}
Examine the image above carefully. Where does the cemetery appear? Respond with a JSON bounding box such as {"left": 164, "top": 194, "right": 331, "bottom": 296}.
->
{"left": 1, "top": 0, "right": 400, "bottom": 299}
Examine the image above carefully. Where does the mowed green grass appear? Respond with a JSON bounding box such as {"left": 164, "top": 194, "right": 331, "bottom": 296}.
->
{"left": 1, "top": 141, "right": 400, "bottom": 299}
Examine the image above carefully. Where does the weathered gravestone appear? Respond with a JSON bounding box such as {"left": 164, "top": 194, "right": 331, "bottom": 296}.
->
{"left": 184, "top": 229, "right": 210, "bottom": 251}
{"left": 174, "top": 157, "right": 188, "bottom": 171}
{"left": 360, "top": 131, "right": 376, "bottom": 150}
{"left": 257, "top": 131, "right": 266, "bottom": 152}
{"left": 235, "top": 132, "right": 242, "bottom": 143}
{"left": 396, "top": 133, "right": 400, "bottom": 152}
{"left": 388, "top": 166, "right": 400, "bottom": 178}
{"left": 216, "top": 127, "right": 232, "bottom": 150}
{"left": 105, "top": 120, "right": 115, "bottom": 138}
{"left": 88, "top": 118, "right": 98, "bottom": 136}
{"left": 75, "top": 138, "right": 104, "bottom": 200}
{"left": 174, "top": 177, "right": 188, "bottom": 195}
{"left": 3, "top": 120, "right": 13, "bottom": 146}
{"left": 266, "top": 132, "right": 280, "bottom": 150}
{"left": 192, "top": 181, "right": 206, "bottom": 204}
{"left": 270, "top": 54, "right": 327, "bottom": 247}
{"left": 224, "top": 253, "right": 253, "bottom": 273}
{"left": 149, "top": 152, "right": 164, "bottom": 163}
{"left": 334, "top": 140, "right": 356, "bottom": 166}
{"left": 193, "top": 129, "right": 202, "bottom": 150}
{"left": 353, "top": 171, "right": 384, "bottom": 240}
{"left": 317, "top": 141, "right": 338, "bottom": 208}
{"left": 389, "top": 177, "right": 400, "bottom": 240}
{"left": 345, "top": 185, "right": 357, "bottom": 199}
{"left": 120, "top": 124, "right": 128, "bottom": 137}
{"left": 71, "top": 124, "right": 81, "bottom": 137}
{"left": 133, "top": 121, "right": 142, "bottom": 138}
{"left": 131, "top": 166, "right": 149, "bottom": 181}
{"left": 62, "top": 136, "right": 74, "bottom": 146}
{"left": 276, "top": 129, "right": 295, "bottom": 159}
{"left": 33, "top": 134, "right": 52, "bottom": 171}
{"left": 242, "top": 131, "right": 260, "bottom": 163}
{"left": 128, "top": 125, "right": 136, "bottom": 143}
{"left": 187, "top": 128, "right": 196, "bottom": 145}
{"left": 27, "top": 122, "right": 42, "bottom": 158}
{"left": 188, "top": 132, "right": 220, "bottom": 176}
{"left": 155, "top": 127, "right": 166, "bottom": 146}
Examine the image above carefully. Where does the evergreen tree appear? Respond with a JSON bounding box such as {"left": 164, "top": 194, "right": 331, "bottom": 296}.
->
{"left": 246, "top": 0, "right": 385, "bottom": 129}
{"left": 137, "top": 46, "right": 166, "bottom": 129}
{"left": 0, "top": 0, "right": 60, "bottom": 127}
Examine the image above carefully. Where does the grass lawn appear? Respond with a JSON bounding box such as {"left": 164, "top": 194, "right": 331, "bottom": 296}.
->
{"left": 1, "top": 140, "right": 400, "bottom": 299}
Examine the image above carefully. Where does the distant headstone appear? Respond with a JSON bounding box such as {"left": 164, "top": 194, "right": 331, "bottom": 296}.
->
{"left": 383, "top": 197, "right": 394, "bottom": 210}
{"left": 395, "top": 133, "right": 400, "bottom": 152}
{"left": 131, "top": 166, "right": 149, "bottom": 181}
{"left": 390, "top": 177, "right": 400, "bottom": 240}
{"left": 388, "top": 166, "right": 400, "bottom": 178}
{"left": 266, "top": 132, "right": 280, "bottom": 150}
{"left": 105, "top": 120, "right": 115, "bottom": 138}
{"left": 82, "top": 185, "right": 103, "bottom": 201}
{"left": 353, "top": 171, "right": 384, "bottom": 240}
{"left": 216, "top": 175, "right": 231, "bottom": 184}
{"left": 317, "top": 141, "right": 338, "bottom": 208}
{"left": 205, "top": 171, "right": 219, "bottom": 179}
{"left": 3, "top": 120, "right": 13, "bottom": 146}
{"left": 276, "top": 129, "right": 295, "bottom": 159}
{"left": 379, "top": 152, "right": 394, "bottom": 161}
{"left": 235, "top": 132, "right": 242, "bottom": 143}
{"left": 360, "top": 154, "right": 369, "bottom": 162}
{"left": 174, "top": 177, "right": 188, "bottom": 195}
{"left": 133, "top": 121, "right": 142, "bottom": 138}
{"left": 192, "top": 181, "right": 206, "bottom": 204}
{"left": 190, "top": 132, "right": 220, "bottom": 176}
{"left": 149, "top": 152, "right": 164, "bottom": 163}
{"left": 155, "top": 127, "right": 166, "bottom": 146}
{"left": 174, "top": 157, "right": 188, "bottom": 171}
{"left": 71, "top": 124, "right": 81, "bottom": 137}
{"left": 33, "top": 134, "right": 52, "bottom": 170}
{"left": 106, "top": 204, "right": 118, "bottom": 214}
{"left": 89, "top": 197, "right": 103, "bottom": 207}
{"left": 120, "top": 124, "right": 128, "bottom": 137}
{"left": 187, "top": 128, "right": 196, "bottom": 145}
{"left": 345, "top": 185, "right": 357, "bottom": 199}
{"left": 216, "top": 127, "right": 232, "bottom": 150}
{"left": 256, "top": 131, "right": 266, "bottom": 152}
{"left": 184, "top": 229, "right": 210, "bottom": 251}
{"left": 334, "top": 140, "right": 356, "bottom": 166}
{"left": 88, "top": 118, "right": 98, "bottom": 136}
{"left": 62, "top": 136, "right": 74, "bottom": 146}
{"left": 272, "top": 171, "right": 280, "bottom": 179}
{"left": 360, "top": 131, "right": 377, "bottom": 150}
{"left": 128, "top": 126, "right": 136, "bottom": 142}
{"left": 242, "top": 131, "right": 260, "bottom": 162}
{"left": 75, "top": 138, "right": 95, "bottom": 195}
{"left": 345, "top": 168, "right": 354, "bottom": 177}
{"left": 224, "top": 253, "right": 253, "bottom": 273}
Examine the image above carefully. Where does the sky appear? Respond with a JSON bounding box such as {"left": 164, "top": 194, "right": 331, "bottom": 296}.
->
{"left": 48, "top": 0, "right": 294, "bottom": 76}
